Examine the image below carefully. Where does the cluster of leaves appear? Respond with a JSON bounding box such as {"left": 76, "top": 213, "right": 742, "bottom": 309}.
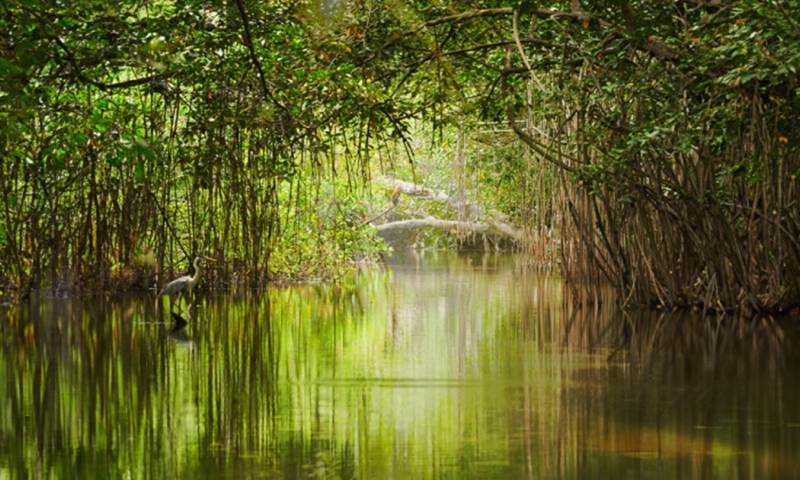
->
{"left": 0, "top": 0, "right": 432, "bottom": 294}
{"left": 343, "top": 0, "right": 800, "bottom": 309}
{"left": 3, "top": 0, "right": 799, "bottom": 308}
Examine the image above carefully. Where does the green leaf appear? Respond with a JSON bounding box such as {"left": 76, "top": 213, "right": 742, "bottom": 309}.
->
{"left": 132, "top": 136, "right": 155, "bottom": 160}
{"left": 90, "top": 112, "right": 110, "bottom": 133}
{"left": 106, "top": 155, "right": 122, "bottom": 168}
{"left": 135, "top": 161, "right": 145, "bottom": 181}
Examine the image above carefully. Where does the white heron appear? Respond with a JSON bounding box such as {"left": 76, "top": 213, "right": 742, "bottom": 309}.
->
{"left": 158, "top": 255, "right": 214, "bottom": 312}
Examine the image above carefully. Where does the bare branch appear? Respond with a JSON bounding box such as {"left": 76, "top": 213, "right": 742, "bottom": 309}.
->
{"left": 375, "top": 217, "right": 525, "bottom": 243}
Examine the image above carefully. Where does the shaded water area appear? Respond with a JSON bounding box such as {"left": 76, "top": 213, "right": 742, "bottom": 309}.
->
{"left": 1, "top": 253, "right": 800, "bottom": 479}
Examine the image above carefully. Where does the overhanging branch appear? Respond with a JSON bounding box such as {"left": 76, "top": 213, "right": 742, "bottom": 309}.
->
{"left": 423, "top": 6, "right": 680, "bottom": 62}
{"left": 234, "top": 0, "right": 306, "bottom": 130}
{"left": 501, "top": 49, "right": 578, "bottom": 173}
{"left": 54, "top": 37, "right": 173, "bottom": 91}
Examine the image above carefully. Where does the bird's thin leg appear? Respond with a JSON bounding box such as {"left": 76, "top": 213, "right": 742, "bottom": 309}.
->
{"left": 182, "top": 293, "right": 189, "bottom": 313}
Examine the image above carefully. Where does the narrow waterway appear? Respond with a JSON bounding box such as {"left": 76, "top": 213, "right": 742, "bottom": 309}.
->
{"left": 1, "top": 253, "right": 798, "bottom": 478}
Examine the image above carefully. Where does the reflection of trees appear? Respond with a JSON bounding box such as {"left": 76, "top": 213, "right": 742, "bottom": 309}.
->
{"left": 1, "top": 300, "right": 172, "bottom": 477}
{"left": 0, "top": 284, "right": 381, "bottom": 478}
{"left": 506, "top": 296, "right": 800, "bottom": 479}
{"left": 1, "top": 257, "right": 799, "bottom": 478}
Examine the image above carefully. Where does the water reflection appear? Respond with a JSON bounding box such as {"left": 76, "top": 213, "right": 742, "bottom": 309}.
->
{"left": 1, "top": 253, "right": 799, "bottom": 478}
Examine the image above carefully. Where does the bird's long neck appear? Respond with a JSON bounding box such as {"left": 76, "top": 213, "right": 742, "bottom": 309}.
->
{"left": 189, "top": 257, "right": 202, "bottom": 285}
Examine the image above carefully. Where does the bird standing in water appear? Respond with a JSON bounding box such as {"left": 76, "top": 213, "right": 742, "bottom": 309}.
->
{"left": 158, "top": 255, "right": 214, "bottom": 313}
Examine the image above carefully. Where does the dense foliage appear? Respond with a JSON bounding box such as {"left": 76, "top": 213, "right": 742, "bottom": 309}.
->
{"left": 349, "top": 0, "right": 800, "bottom": 313}
{"left": 2, "top": 0, "right": 799, "bottom": 313}
{"left": 1, "top": 0, "right": 401, "bottom": 295}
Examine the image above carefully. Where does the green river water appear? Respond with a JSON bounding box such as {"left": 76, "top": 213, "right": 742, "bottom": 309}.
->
{"left": 1, "top": 253, "right": 799, "bottom": 479}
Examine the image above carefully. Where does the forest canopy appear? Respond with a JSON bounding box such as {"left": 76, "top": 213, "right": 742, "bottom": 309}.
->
{"left": 1, "top": 0, "right": 799, "bottom": 314}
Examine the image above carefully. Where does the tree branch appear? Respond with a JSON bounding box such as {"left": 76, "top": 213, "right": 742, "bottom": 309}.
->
{"left": 502, "top": 50, "right": 578, "bottom": 173}
{"left": 53, "top": 37, "right": 172, "bottom": 91}
{"left": 233, "top": 0, "right": 304, "bottom": 128}
{"left": 426, "top": 7, "right": 681, "bottom": 62}
{"left": 443, "top": 39, "right": 560, "bottom": 57}
{"left": 424, "top": 8, "right": 513, "bottom": 27}
{"left": 375, "top": 217, "right": 525, "bottom": 242}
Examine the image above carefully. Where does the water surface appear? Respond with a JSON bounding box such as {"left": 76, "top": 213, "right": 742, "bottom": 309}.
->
{"left": 1, "top": 253, "right": 799, "bottom": 478}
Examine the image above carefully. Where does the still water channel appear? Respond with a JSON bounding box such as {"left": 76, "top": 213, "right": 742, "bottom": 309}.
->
{"left": 1, "top": 253, "right": 799, "bottom": 479}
